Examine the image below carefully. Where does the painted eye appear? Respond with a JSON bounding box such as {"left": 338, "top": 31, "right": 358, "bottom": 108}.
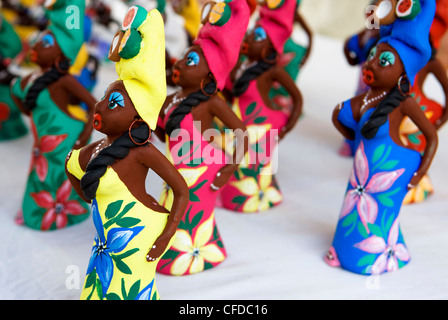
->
{"left": 108, "top": 91, "right": 125, "bottom": 109}
{"left": 254, "top": 27, "right": 267, "bottom": 42}
{"left": 41, "top": 34, "right": 55, "bottom": 48}
{"left": 367, "top": 46, "right": 377, "bottom": 61}
{"left": 379, "top": 51, "right": 395, "bottom": 67}
{"left": 186, "top": 51, "right": 200, "bottom": 66}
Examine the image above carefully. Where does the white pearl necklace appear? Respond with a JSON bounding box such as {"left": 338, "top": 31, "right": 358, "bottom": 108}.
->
{"left": 164, "top": 93, "right": 186, "bottom": 115}
{"left": 28, "top": 70, "right": 43, "bottom": 86}
{"left": 90, "top": 138, "right": 110, "bottom": 161}
{"left": 235, "top": 60, "right": 257, "bottom": 81}
{"left": 361, "top": 90, "right": 387, "bottom": 114}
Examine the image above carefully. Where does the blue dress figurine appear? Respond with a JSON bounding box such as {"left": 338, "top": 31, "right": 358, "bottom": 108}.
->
{"left": 325, "top": 0, "right": 438, "bottom": 275}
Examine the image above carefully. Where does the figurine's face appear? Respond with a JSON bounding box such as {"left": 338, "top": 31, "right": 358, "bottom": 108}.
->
{"left": 241, "top": 25, "right": 274, "bottom": 61}
{"left": 172, "top": 45, "right": 211, "bottom": 89}
{"left": 30, "top": 30, "right": 64, "bottom": 69}
{"left": 362, "top": 42, "right": 404, "bottom": 89}
{"left": 93, "top": 80, "right": 138, "bottom": 137}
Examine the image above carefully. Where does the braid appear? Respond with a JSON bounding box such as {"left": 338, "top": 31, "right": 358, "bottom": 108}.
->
{"left": 361, "top": 79, "right": 410, "bottom": 140}
{"left": 165, "top": 80, "right": 217, "bottom": 136}
{"left": 80, "top": 121, "right": 151, "bottom": 201}
{"left": 232, "top": 52, "right": 277, "bottom": 97}
{"left": 24, "top": 59, "right": 70, "bottom": 112}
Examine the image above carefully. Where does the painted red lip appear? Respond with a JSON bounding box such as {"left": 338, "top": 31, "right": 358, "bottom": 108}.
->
{"left": 93, "top": 113, "right": 102, "bottom": 130}
{"left": 362, "top": 69, "right": 375, "bottom": 85}
{"left": 241, "top": 42, "right": 249, "bottom": 54}
{"left": 30, "top": 50, "right": 38, "bottom": 63}
{"left": 172, "top": 68, "right": 180, "bottom": 84}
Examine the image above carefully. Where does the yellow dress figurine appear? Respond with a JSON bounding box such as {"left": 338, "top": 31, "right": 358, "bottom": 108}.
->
{"left": 65, "top": 6, "right": 189, "bottom": 300}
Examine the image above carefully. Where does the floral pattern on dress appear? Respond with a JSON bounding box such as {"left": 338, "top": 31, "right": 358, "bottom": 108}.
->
{"left": 168, "top": 212, "right": 226, "bottom": 275}
{"left": 354, "top": 217, "right": 411, "bottom": 274}
{"left": 157, "top": 111, "right": 228, "bottom": 275}
{"left": 31, "top": 179, "right": 87, "bottom": 230}
{"left": 327, "top": 101, "right": 420, "bottom": 275}
{"left": 340, "top": 141, "right": 404, "bottom": 233}
{"left": 29, "top": 121, "right": 67, "bottom": 182}
{"left": 220, "top": 92, "right": 287, "bottom": 213}
{"left": 81, "top": 199, "right": 162, "bottom": 300}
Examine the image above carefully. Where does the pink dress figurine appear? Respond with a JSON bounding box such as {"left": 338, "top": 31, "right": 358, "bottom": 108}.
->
{"left": 219, "top": 0, "right": 303, "bottom": 213}
{"left": 155, "top": 0, "right": 250, "bottom": 276}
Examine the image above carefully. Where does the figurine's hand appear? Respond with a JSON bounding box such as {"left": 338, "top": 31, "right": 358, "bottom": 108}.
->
{"left": 210, "top": 169, "right": 233, "bottom": 192}
{"left": 408, "top": 171, "right": 425, "bottom": 190}
{"left": 278, "top": 127, "right": 287, "bottom": 141}
{"left": 434, "top": 118, "right": 445, "bottom": 131}
{"left": 279, "top": 123, "right": 295, "bottom": 140}
{"left": 146, "top": 233, "right": 173, "bottom": 262}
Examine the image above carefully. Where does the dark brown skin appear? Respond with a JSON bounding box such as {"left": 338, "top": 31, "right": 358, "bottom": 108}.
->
{"left": 239, "top": 26, "right": 303, "bottom": 140}
{"left": 155, "top": 45, "right": 249, "bottom": 190}
{"left": 11, "top": 30, "right": 95, "bottom": 150}
{"left": 332, "top": 42, "right": 438, "bottom": 189}
{"left": 413, "top": 58, "right": 448, "bottom": 130}
{"left": 65, "top": 80, "right": 189, "bottom": 261}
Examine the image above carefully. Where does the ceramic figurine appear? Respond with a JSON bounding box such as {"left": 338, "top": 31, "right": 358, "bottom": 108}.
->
{"left": 154, "top": 0, "right": 250, "bottom": 276}
{"left": 65, "top": 6, "right": 189, "bottom": 300}
{"left": 0, "top": 13, "right": 28, "bottom": 140}
{"left": 325, "top": 0, "right": 438, "bottom": 275}
{"left": 218, "top": 0, "right": 303, "bottom": 213}
{"left": 400, "top": 0, "right": 448, "bottom": 204}
{"left": 10, "top": 0, "right": 96, "bottom": 230}
{"left": 269, "top": 0, "right": 313, "bottom": 111}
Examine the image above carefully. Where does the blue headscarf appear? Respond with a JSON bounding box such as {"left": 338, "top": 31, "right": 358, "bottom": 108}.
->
{"left": 378, "top": 0, "right": 436, "bottom": 85}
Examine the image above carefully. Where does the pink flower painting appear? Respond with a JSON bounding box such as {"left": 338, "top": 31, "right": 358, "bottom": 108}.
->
{"left": 31, "top": 180, "right": 87, "bottom": 230}
{"left": 29, "top": 121, "right": 67, "bottom": 182}
{"left": 340, "top": 141, "right": 404, "bottom": 233}
{"left": 354, "top": 218, "right": 410, "bottom": 274}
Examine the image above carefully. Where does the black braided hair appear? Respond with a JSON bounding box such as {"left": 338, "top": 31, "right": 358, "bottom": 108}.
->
{"left": 232, "top": 51, "right": 277, "bottom": 97}
{"left": 0, "top": 54, "right": 17, "bottom": 85}
{"left": 165, "top": 79, "right": 217, "bottom": 137}
{"left": 428, "top": 36, "right": 437, "bottom": 61}
{"left": 23, "top": 59, "right": 70, "bottom": 112}
{"left": 80, "top": 120, "right": 151, "bottom": 201}
{"left": 360, "top": 78, "right": 410, "bottom": 140}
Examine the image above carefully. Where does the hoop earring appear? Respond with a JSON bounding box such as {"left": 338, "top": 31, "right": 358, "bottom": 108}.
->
{"left": 261, "top": 47, "right": 278, "bottom": 64}
{"left": 200, "top": 74, "right": 218, "bottom": 97}
{"left": 54, "top": 56, "right": 69, "bottom": 74}
{"left": 128, "top": 119, "right": 151, "bottom": 145}
{"left": 398, "top": 75, "right": 410, "bottom": 96}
